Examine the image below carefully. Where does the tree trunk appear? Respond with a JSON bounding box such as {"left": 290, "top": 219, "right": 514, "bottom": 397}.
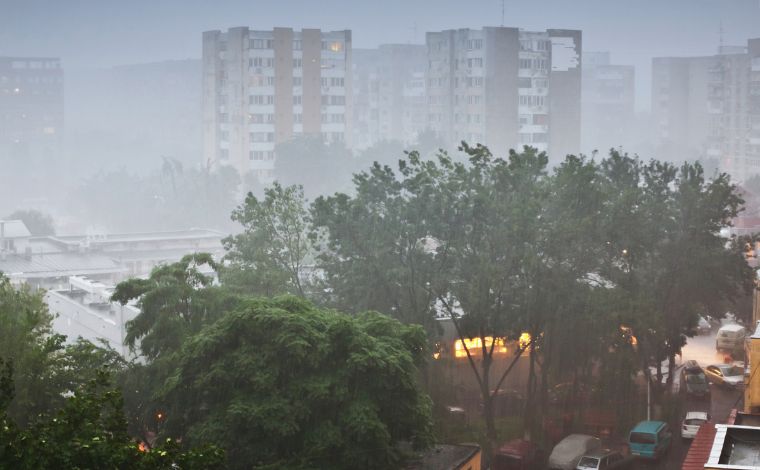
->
{"left": 481, "top": 355, "right": 495, "bottom": 465}
{"left": 666, "top": 353, "right": 676, "bottom": 394}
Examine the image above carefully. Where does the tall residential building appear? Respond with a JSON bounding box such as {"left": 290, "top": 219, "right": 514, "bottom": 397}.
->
{"left": 202, "top": 27, "right": 352, "bottom": 181}
{"left": 581, "top": 52, "right": 635, "bottom": 154}
{"left": 652, "top": 38, "right": 760, "bottom": 180}
{"left": 425, "top": 27, "right": 582, "bottom": 160}
{"left": 352, "top": 44, "right": 427, "bottom": 149}
{"left": 0, "top": 57, "right": 64, "bottom": 200}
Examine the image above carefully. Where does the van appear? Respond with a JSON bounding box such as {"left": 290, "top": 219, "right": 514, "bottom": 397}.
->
{"left": 628, "top": 421, "right": 672, "bottom": 459}
{"left": 716, "top": 324, "right": 746, "bottom": 352}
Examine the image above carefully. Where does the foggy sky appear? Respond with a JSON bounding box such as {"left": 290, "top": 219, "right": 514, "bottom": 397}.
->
{"left": 2, "top": 0, "right": 759, "bottom": 110}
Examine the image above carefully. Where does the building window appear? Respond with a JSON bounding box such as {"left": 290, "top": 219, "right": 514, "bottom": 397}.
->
{"left": 220, "top": 149, "right": 229, "bottom": 160}
{"left": 467, "top": 39, "right": 483, "bottom": 50}
{"left": 293, "top": 58, "right": 302, "bottom": 68}
{"left": 467, "top": 58, "right": 483, "bottom": 68}
{"left": 293, "top": 40, "right": 302, "bottom": 50}
{"left": 293, "top": 77, "right": 302, "bottom": 86}
{"left": 249, "top": 95, "right": 274, "bottom": 105}
{"left": 250, "top": 132, "right": 274, "bottom": 142}
{"left": 294, "top": 113, "right": 302, "bottom": 123}
{"left": 250, "top": 39, "right": 273, "bottom": 49}
{"left": 322, "top": 41, "right": 343, "bottom": 52}
{"left": 293, "top": 95, "right": 302, "bottom": 105}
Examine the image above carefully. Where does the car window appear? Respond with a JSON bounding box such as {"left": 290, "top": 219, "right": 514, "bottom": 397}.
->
{"left": 630, "top": 432, "right": 655, "bottom": 444}
{"left": 577, "top": 456, "right": 599, "bottom": 468}
{"left": 724, "top": 366, "right": 743, "bottom": 376}
{"left": 686, "top": 374, "right": 706, "bottom": 384}
{"left": 685, "top": 418, "right": 706, "bottom": 425}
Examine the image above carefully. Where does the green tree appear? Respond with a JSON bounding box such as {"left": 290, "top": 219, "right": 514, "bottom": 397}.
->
{"left": 223, "top": 183, "right": 312, "bottom": 297}
{"left": 160, "top": 296, "right": 433, "bottom": 470}
{"left": 6, "top": 209, "right": 55, "bottom": 236}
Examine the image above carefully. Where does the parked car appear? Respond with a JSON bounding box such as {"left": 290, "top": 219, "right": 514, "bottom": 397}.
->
{"left": 680, "top": 360, "right": 710, "bottom": 400}
{"left": 576, "top": 449, "right": 633, "bottom": 469}
{"left": 704, "top": 364, "right": 744, "bottom": 389}
{"left": 681, "top": 411, "right": 710, "bottom": 439}
{"left": 628, "top": 421, "right": 672, "bottom": 460}
{"left": 697, "top": 316, "right": 711, "bottom": 335}
{"left": 716, "top": 324, "right": 747, "bottom": 352}
{"left": 492, "top": 439, "right": 543, "bottom": 470}
{"left": 548, "top": 434, "right": 602, "bottom": 470}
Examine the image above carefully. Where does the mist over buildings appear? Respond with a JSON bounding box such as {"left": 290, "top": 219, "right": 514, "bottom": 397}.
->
{"left": 0, "top": 0, "right": 759, "bottom": 233}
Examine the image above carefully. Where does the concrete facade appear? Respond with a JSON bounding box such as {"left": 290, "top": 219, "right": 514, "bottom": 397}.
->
{"left": 202, "top": 27, "right": 352, "bottom": 181}
{"left": 582, "top": 52, "right": 635, "bottom": 155}
{"left": 425, "top": 27, "right": 581, "bottom": 160}
{"left": 352, "top": 44, "right": 427, "bottom": 149}
{"left": 652, "top": 39, "right": 760, "bottom": 181}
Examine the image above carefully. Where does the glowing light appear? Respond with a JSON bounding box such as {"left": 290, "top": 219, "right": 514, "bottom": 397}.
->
{"left": 138, "top": 442, "right": 148, "bottom": 452}
{"left": 454, "top": 337, "right": 508, "bottom": 358}
{"left": 519, "top": 332, "right": 532, "bottom": 349}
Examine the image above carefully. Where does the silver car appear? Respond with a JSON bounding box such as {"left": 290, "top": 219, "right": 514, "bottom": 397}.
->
{"left": 704, "top": 364, "right": 744, "bottom": 389}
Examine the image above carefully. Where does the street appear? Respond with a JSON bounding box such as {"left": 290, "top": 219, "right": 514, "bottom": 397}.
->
{"left": 631, "top": 329, "right": 743, "bottom": 469}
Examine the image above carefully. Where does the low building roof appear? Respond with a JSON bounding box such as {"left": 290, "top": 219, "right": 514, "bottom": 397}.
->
{"left": 405, "top": 444, "right": 480, "bottom": 470}
{"left": 0, "top": 252, "right": 125, "bottom": 278}
{"left": 0, "top": 220, "right": 31, "bottom": 238}
{"left": 681, "top": 422, "right": 717, "bottom": 470}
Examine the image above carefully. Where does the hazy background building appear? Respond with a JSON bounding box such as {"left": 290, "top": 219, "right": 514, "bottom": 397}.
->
{"left": 202, "top": 27, "right": 352, "bottom": 182}
{"left": 352, "top": 44, "right": 427, "bottom": 149}
{"left": 65, "top": 59, "right": 202, "bottom": 174}
{"left": 581, "top": 51, "right": 635, "bottom": 155}
{"left": 652, "top": 38, "right": 760, "bottom": 181}
{"left": 425, "top": 27, "right": 582, "bottom": 161}
{"left": 0, "top": 57, "right": 64, "bottom": 212}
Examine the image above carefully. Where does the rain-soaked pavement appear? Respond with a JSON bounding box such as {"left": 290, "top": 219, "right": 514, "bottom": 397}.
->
{"left": 630, "top": 327, "right": 744, "bottom": 470}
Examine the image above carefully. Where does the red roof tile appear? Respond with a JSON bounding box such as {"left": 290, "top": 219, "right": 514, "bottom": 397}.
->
{"left": 681, "top": 422, "right": 717, "bottom": 470}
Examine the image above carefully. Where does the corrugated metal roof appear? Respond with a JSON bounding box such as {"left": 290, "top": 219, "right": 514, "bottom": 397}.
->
{"left": 0, "top": 220, "right": 30, "bottom": 238}
{"left": 0, "top": 252, "right": 124, "bottom": 278}
{"left": 681, "top": 422, "right": 717, "bottom": 470}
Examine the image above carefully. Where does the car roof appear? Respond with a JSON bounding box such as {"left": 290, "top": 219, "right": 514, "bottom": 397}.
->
{"left": 684, "top": 411, "right": 708, "bottom": 420}
{"left": 712, "top": 363, "right": 740, "bottom": 371}
{"left": 683, "top": 360, "right": 702, "bottom": 371}
{"left": 631, "top": 420, "right": 666, "bottom": 433}
{"left": 719, "top": 324, "right": 745, "bottom": 332}
{"left": 582, "top": 449, "right": 618, "bottom": 458}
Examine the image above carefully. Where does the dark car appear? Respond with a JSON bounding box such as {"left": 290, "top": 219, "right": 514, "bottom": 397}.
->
{"left": 680, "top": 360, "right": 710, "bottom": 400}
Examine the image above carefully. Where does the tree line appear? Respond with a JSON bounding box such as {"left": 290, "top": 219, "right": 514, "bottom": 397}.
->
{"left": 0, "top": 143, "right": 755, "bottom": 468}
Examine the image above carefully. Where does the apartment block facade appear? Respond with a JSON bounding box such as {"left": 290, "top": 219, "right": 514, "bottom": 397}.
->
{"left": 202, "top": 27, "right": 351, "bottom": 180}
{"left": 652, "top": 39, "right": 760, "bottom": 181}
{"left": 352, "top": 44, "right": 427, "bottom": 149}
{"left": 581, "top": 52, "right": 635, "bottom": 155}
{"left": 0, "top": 57, "right": 64, "bottom": 191}
{"left": 425, "top": 27, "right": 582, "bottom": 159}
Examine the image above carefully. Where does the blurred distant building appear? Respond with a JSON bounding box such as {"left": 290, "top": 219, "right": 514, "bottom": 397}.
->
{"left": 202, "top": 27, "right": 352, "bottom": 181}
{"left": 425, "top": 27, "right": 582, "bottom": 160}
{"left": 352, "top": 44, "right": 427, "bottom": 149}
{"left": 581, "top": 52, "right": 635, "bottom": 155}
{"left": 0, "top": 57, "right": 64, "bottom": 197}
{"left": 652, "top": 38, "right": 760, "bottom": 181}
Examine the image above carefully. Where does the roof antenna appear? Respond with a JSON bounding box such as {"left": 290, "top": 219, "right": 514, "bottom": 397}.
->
{"left": 501, "top": 0, "right": 505, "bottom": 26}
{"left": 719, "top": 20, "right": 724, "bottom": 54}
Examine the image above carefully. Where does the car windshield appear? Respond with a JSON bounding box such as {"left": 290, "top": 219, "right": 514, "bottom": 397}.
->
{"left": 577, "top": 456, "right": 599, "bottom": 467}
{"left": 630, "top": 432, "right": 656, "bottom": 444}
{"left": 686, "top": 374, "right": 706, "bottom": 384}
{"left": 722, "top": 366, "right": 743, "bottom": 377}
{"left": 685, "top": 418, "right": 706, "bottom": 425}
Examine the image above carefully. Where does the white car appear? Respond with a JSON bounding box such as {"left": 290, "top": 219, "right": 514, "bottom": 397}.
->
{"left": 681, "top": 411, "right": 709, "bottom": 439}
{"left": 704, "top": 364, "right": 744, "bottom": 389}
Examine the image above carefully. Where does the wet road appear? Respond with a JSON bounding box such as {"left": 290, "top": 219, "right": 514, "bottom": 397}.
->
{"left": 630, "top": 328, "right": 743, "bottom": 470}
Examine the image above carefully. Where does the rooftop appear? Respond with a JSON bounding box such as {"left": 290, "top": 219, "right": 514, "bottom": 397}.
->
{"left": 0, "top": 220, "right": 31, "bottom": 239}
{"left": 681, "top": 423, "right": 717, "bottom": 470}
{"left": 405, "top": 444, "right": 480, "bottom": 470}
{"left": 707, "top": 425, "right": 760, "bottom": 468}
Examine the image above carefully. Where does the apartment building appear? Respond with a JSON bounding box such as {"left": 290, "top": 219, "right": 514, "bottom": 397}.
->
{"left": 202, "top": 27, "right": 352, "bottom": 181}
{"left": 352, "top": 44, "right": 427, "bottom": 149}
{"left": 0, "top": 57, "right": 64, "bottom": 197}
{"left": 581, "top": 52, "right": 635, "bottom": 154}
{"left": 652, "top": 39, "right": 760, "bottom": 181}
{"left": 425, "top": 27, "right": 582, "bottom": 160}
